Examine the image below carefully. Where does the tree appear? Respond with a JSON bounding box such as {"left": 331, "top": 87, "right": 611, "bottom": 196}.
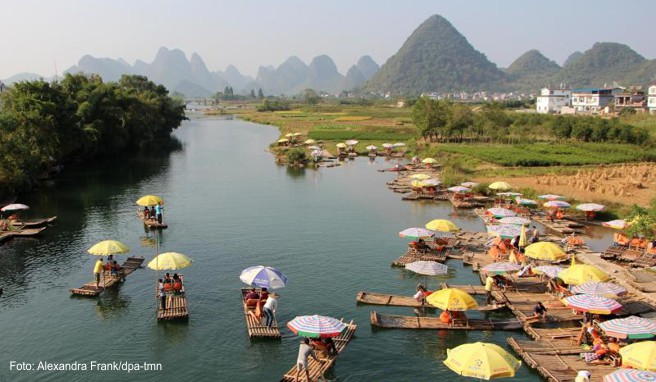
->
{"left": 258, "top": 88, "right": 264, "bottom": 98}
{"left": 250, "top": 89, "right": 256, "bottom": 98}
{"left": 302, "top": 89, "right": 320, "bottom": 105}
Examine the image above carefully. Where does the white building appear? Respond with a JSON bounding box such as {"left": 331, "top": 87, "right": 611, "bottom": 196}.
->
{"left": 536, "top": 87, "right": 571, "bottom": 114}
{"left": 648, "top": 82, "right": 656, "bottom": 114}
{"left": 571, "top": 87, "right": 619, "bottom": 114}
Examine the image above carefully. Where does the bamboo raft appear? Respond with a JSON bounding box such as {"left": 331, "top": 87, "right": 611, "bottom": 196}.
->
{"left": 70, "top": 257, "right": 145, "bottom": 296}
{"left": 10, "top": 216, "right": 57, "bottom": 228}
{"left": 508, "top": 335, "right": 617, "bottom": 382}
{"left": 391, "top": 249, "right": 447, "bottom": 267}
{"left": 370, "top": 311, "right": 523, "bottom": 330}
{"left": 531, "top": 214, "right": 582, "bottom": 236}
{"left": 137, "top": 209, "right": 168, "bottom": 229}
{"left": 356, "top": 291, "right": 506, "bottom": 310}
{"left": 240, "top": 288, "right": 281, "bottom": 339}
{"left": 280, "top": 319, "right": 357, "bottom": 382}
{"left": 0, "top": 226, "right": 46, "bottom": 243}
{"left": 157, "top": 275, "right": 188, "bottom": 321}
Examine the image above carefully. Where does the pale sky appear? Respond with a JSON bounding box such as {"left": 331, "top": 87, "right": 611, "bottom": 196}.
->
{"left": 2, "top": 0, "right": 655, "bottom": 79}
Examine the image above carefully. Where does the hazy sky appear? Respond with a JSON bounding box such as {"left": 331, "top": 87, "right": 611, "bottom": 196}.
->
{"left": 3, "top": 0, "right": 655, "bottom": 79}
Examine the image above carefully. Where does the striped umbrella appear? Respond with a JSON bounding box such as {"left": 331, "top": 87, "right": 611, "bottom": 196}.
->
{"left": 604, "top": 369, "right": 656, "bottom": 382}
{"left": 287, "top": 315, "right": 346, "bottom": 338}
{"left": 498, "top": 216, "right": 531, "bottom": 225}
{"left": 599, "top": 316, "right": 656, "bottom": 339}
{"left": 405, "top": 261, "right": 449, "bottom": 276}
{"left": 482, "top": 262, "right": 522, "bottom": 275}
{"left": 497, "top": 192, "right": 523, "bottom": 197}
{"left": 515, "top": 197, "right": 538, "bottom": 206}
{"left": 398, "top": 227, "right": 435, "bottom": 240}
{"left": 239, "top": 265, "right": 288, "bottom": 289}
{"left": 486, "top": 208, "right": 517, "bottom": 218}
{"left": 486, "top": 224, "right": 522, "bottom": 239}
{"left": 538, "top": 194, "right": 566, "bottom": 200}
{"left": 533, "top": 265, "right": 564, "bottom": 279}
{"left": 576, "top": 203, "right": 605, "bottom": 212}
{"left": 571, "top": 282, "right": 627, "bottom": 298}
{"left": 448, "top": 186, "right": 471, "bottom": 193}
{"left": 544, "top": 200, "right": 571, "bottom": 208}
{"left": 562, "top": 294, "right": 622, "bottom": 314}
{"left": 603, "top": 219, "right": 628, "bottom": 229}
{"left": 422, "top": 178, "right": 441, "bottom": 186}
{"left": 0, "top": 203, "right": 29, "bottom": 211}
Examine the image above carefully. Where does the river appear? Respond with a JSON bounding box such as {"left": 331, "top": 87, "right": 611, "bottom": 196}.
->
{"left": 0, "top": 117, "right": 616, "bottom": 381}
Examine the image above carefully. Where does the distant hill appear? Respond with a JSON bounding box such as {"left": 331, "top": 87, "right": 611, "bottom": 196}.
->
{"left": 563, "top": 51, "right": 583, "bottom": 68}
{"left": 505, "top": 50, "right": 561, "bottom": 91}
{"left": 364, "top": 14, "right": 506, "bottom": 94}
{"left": 551, "top": 43, "right": 651, "bottom": 88}
{"left": 2, "top": 72, "right": 49, "bottom": 84}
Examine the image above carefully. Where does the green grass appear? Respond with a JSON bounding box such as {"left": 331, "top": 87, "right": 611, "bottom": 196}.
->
{"left": 437, "top": 142, "right": 656, "bottom": 166}
{"left": 308, "top": 129, "right": 411, "bottom": 141}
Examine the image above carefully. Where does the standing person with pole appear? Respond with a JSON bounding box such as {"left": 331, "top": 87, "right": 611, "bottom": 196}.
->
{"left": 155, "top": 202, "right": 163, "bottom": 224}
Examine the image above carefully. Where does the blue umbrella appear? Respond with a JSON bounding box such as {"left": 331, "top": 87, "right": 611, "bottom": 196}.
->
{"left": 239, "top": 265, "right": 288, "bottom": 289}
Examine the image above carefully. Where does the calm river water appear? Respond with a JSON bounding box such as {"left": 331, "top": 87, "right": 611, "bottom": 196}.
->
{"left": 0, "top": 117, "right": 615, "bottom": 382}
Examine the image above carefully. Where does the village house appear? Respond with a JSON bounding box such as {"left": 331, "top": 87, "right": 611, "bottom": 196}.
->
{"left": 536, "top": 87, "right": 571, "bottom": 114}
{"left": 571, "top": 87, "right": 620, "bottom": 114}
{"left": 614, "top": 86, "right": 646, "bottom": 112}
{"left": 648, "top": 81, "right": 656, "bottom": 114}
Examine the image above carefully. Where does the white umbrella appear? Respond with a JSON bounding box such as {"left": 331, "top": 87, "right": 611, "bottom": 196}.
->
{"left": 239, "top": 265, "right": 288, "bottom": 289}
{"left": 393, "top": 142, "right": 406, "bottom": 147}
{"left": 382, "top": 143, "right": 394, "bottom": 148}
{"left": 345, "top": 140, "right": 358, "bottom": 146}
{"left": 405, "top": 261, "right": 449, "bottom": 276}
{"left": 576, "top": 203, "right": 605, "bottom": 212}
{"left": 461, "top": 182, "right": 478, "bottom": 188}
{"left": 422, "top": 179, "right": 441, "bottom": 186}
{"left": 366, "top": 145, "right": 377, "bottom": 150}
{"left": 1, "top": 203, "right": 30, "bottom": 212}
{"left": 498, "top": 216, "right": 531, "bottom": 225}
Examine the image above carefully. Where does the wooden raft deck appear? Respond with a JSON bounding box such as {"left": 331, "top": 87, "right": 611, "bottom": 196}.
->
{"left": 508, "top": 336, "right": 617, "bottom": 382}
{"left": 370, "top": 311, "right": 523, "bottom": 330}
{"left": 137, "top": 209, "right": 168, "bottom": 229}
{"left": 356, "top": 290, "right": 506, "bottom": 310}
{"left": 280, "top": 319, "right": 357, "bottom": 382}
{"left": 241, "top": 288, "right": 281, "bottom": 339}
{"left": 391, "top": 248, "right": 447, "bottom": 267}
{"left": 531, "top": 214, "right": 582, "bottom": 236}
{"left": 0, "top": 226, "right": 46, "bottom": 243}
{"left": 70, "top": 257, "right": 145, "bottom": 296}
{"left": 10, "top": 216, "right": 57, "bottom": 228}
{"left": 157, "top": 276, "right": 188, "bottom": 321}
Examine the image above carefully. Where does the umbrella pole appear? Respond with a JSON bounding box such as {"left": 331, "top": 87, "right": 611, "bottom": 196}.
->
{"left": 155, "top": 230, "right": 159, "bottom": 316}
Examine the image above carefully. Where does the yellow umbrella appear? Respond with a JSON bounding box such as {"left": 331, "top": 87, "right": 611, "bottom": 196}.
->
{"left": 421, "top": 158, "right": 438, "bottom": 164}
{"left": 619, "top": 341, "right": 656, "bottom": 371}
{"left": 284, "top": 133, "right": 294, "bottom": 138}
{"left": 292, "top": 132, "right": 302, "bottom": 137}
{"left": 557, "top": 264, "right": 609, "bottom": 285}
{"left": 335, "top": 143, "right": 347, "bottom": 148}
{"left": 136, "top": 195, "right": 163, "bottom": 207}
{"left": 410, "top": 174, "right": 431, "bottom": 180}
{"left": 277, "top": 138, "right": 289, "bottom": 143}
{"left": 425, "top": 219, "right": 459, "bottom": 233}
{"left": 304, "top": 139, "right": 316, "bottom": 145}
{"left": 147, "top": 252, "right": 193, "bottom": 270}
{"left": 488, "top": 181, "right": 512, "bottom": 191}
{"left": 87, "top": 240, "right": 130, "bottom": 256}
{"left": 444, "top": 342, "right": 521, "bottom": 380}
{"left": 426, "top": 288, "right": 478, "bottom": 311}
{"left": 524, "top": 242, "right": 567, "bottom": 261}
{"left": 411, "top": 180, "right": 425, "bottom": 188}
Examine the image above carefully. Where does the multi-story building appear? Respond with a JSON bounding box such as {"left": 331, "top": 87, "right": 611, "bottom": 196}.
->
{"left": 536, "top": 87, "right": 571, "bottom": 114}
{"left": 648, "top": 82, "right": 656, "bottom": 114}
{"left": 571, "top": 87, "right": 620, "bottom": 114}
{"left": 614, "top": 86, "right": 646, "bottom": 112}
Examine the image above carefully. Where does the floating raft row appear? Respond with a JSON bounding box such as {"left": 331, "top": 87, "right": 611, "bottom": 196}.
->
{"left": 356, "top": 290, "right": 506, "bottom": 311}
{"left": 0, "top": 226, "right": 46, "bottom": 243}
{"left": 241, "top": 288, "right": 281, "bottom": 339}
{"left": 370, "top": 311, "right": 523, "bottom": 330}
{"left": 280, "top": 319, "right": 357, "bottom": 382}
{"left": 10, "top": 216, "right": 57, "bottom": 228}
{"left": 137, "top": 209, "right": 168, "bottom": 229}
{"left": 157, "top": 275, "right": 188, "bottom": 321}
{"left": 508, "top": 335, "right": 617, "bottom": 382}
{"left": 70, "top": 257, "right": 145, "bottom": 296}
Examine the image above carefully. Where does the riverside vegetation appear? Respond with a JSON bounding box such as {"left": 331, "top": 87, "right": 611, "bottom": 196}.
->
{"left": 0, "top": 74, "right": 186, "bottom": 196}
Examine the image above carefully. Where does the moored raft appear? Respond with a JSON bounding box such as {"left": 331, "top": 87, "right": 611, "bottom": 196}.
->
{"left": 280, "top": 319, "right": 357, "bottom": 382}
{"left": 241, "top": 288, "right": 281, "bottom": 339}
{"left": 356, "top": 291, "right": 506, "bottom": 310}
{"left": 137, "top": 209, "right": 168, "bottom": 229}
{"left": 369, "top": 311, "right": 523, "bottom": 330}
{"left": 10, "top": 216, "right": 57, "bottom": 228}
{"left": 0, "top": 226, "right": 46, "bottom": 243}
{"left": 157, "top": 275, "right": 188, "bottom": 321}
{"left": 70, "top": 256, "right": 145, "bottom": 296}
